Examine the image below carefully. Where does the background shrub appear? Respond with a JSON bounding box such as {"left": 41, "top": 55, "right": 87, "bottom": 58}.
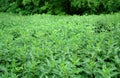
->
{"left": 0, "top": 0, "right": 120, "bottom": 15}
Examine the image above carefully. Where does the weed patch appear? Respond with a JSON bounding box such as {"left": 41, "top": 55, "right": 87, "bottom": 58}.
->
{"left": 0, "top": 13, "right": 120, "bottom": 78}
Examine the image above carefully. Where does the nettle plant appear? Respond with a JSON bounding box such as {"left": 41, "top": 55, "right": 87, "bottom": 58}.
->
{"left": 0, "top": 13, "right": 120, "bottom": 78}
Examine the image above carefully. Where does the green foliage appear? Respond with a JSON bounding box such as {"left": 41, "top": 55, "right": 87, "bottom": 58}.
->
{"left": 0, "top": 0, "right": 120, "bottom": 15}
{"left": 70, "top": 0, "right": 120, "bottom": 14}
{"left": 0, "top": 13, "right": 120, "bottom": 78}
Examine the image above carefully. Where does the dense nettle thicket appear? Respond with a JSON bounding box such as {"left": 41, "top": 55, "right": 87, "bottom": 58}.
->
{"left": 0, "top": 13, "right": 120, "bottom": 78}
{"left": 0, "top": 0, "right": 120, "bottom": 15}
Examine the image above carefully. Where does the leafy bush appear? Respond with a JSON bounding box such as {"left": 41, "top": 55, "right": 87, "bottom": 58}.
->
{"left": 0, "top": 0, "right": 120, "bottom": 15}
{"left": 0, "top": 13, "right": 120, "bottom": 78}
{"left": 70, "top": 0, "right": 120, "bottom": 14}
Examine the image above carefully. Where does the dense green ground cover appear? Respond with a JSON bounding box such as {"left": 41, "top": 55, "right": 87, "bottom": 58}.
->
{"left": 0, "top": 13, "right": 120, "bottom": 78}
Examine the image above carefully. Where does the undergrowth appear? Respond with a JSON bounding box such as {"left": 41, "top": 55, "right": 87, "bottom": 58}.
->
{"left": 0, "top": 13, "right": 120, "bottom": 78}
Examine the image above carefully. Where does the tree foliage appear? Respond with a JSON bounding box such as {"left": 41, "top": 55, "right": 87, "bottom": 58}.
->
{"left": 0, "top": 0, "right": 120, "bottom": 15}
